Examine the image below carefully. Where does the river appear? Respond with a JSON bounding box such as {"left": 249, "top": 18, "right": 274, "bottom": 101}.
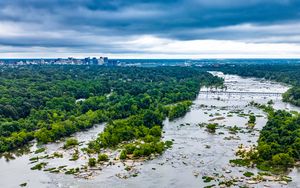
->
{"left": 1, "top": 72, "right": 299, "bottom": 188}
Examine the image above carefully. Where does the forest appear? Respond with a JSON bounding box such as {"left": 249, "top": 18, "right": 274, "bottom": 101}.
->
{"left": 209, "top": 63, "right": 300, "bottom": 107}
{"left": 256, "top": 109, "right": 300, "bottom": 170}
{"left": 244, "top": 104, "right": 300, "bottom": 171}
{"left": 0, "top": 65, "right": 223, "bottom": 153}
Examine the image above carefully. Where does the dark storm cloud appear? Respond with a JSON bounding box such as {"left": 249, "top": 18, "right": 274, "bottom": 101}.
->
{"left": 0, "top": 0, "right": 300, "bottom": 49}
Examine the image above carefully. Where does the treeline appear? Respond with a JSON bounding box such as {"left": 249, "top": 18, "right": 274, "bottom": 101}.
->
{"left": 283, "top": 87, "right": 300, "bottom": 106}
{"left": 235, "top": 103, "right": 300, "bottom": 171}
{"left": 87, "top": 101, "right": 192, "bottom": 156}
{"left": 0, "top": 65, "right": 223, "bottom": 153}
{"left": 88, "top": 110, "right": 165, "bottom": 156}
{"left": 167, "top": 101, "right": 193, "bottom": 120}
{"left": 209, "top": 63, "right": 300, "bottom": 107}
{"left": 255, "top": 109, "right": 300, "bottom": 170}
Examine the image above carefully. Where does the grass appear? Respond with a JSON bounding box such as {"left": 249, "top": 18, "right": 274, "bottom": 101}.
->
{"left": 202, "top": 176, "right": 215, "bottom": 183}
{"left": 229, "top": 159, "right": 251, "bottom": 166}
{"left": 63, "top": 138, "right": 79, "bottom": 149}
{"left": 34, "top": 147, "right": 46, "bottom": 154}
{"left": 30, "top": 162, "right": 48, "bottom": 170}
{"left": 243, "top": 171, "right": 254, "bottom": 177}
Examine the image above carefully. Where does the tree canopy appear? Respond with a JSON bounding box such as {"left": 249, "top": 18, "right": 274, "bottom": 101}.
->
{"left": 0, "top": 65, "right": 223, "bottom": 153}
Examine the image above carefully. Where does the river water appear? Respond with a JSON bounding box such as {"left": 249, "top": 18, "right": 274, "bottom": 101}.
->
{"left": 1, "top": 72, "right": 300, "bottom": 188}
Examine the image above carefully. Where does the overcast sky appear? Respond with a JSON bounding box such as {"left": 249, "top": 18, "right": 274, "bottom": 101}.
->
{"left": 1, "top": 0, "right": 300, "bottom": 58}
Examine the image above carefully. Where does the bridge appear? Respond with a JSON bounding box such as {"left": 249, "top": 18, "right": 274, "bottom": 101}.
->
{"left": 199, "top": 90, "right": 283, "bottom": 96}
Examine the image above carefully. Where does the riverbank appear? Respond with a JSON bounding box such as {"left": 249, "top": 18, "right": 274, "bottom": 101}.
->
{"left": 1, "top": 72, "right": 299, "bottom": 188}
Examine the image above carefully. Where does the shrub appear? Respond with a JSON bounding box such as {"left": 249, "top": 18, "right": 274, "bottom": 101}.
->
{"left": 248, "top": 115, "right": 256, "bottom": 124}
{"left": 206, "top": 123, "right": 217, "bottom": 133}
{"left": 35, "top": 147, "right": 46, "bottom": 154}
{"left": 63, "top": 138, "right": 79, "bottom": 149}
{"left": 165, "top": 140, "right": 173, "bottom": 148}
{"left": 88, "top": 158, "right": 97, "bottom": 167}
{"left": 119, "top": 150, "right": 127, "bottom": 160}
{"left": 271, "top": 153, "right": 294, "bottom": 168}
{"left": 243, "top": 171, "right": 254, "bottom": 177}
{"left": 98, "top": 154, "right": 109, "bottom": 162}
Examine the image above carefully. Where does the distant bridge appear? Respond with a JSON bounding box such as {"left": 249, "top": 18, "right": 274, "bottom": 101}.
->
{"left": 199, "top": 91, "right": 283, "bottom": 96}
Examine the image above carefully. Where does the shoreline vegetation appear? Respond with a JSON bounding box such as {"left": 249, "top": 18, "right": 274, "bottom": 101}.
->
{"left": 0, "top": 65, "right": 223, "bottom": 154}
{"left": 232, "top": 102, "right": 300, "bottom": 173}
{"left": 1, "top": 64, "right": 300, "bottom": 187}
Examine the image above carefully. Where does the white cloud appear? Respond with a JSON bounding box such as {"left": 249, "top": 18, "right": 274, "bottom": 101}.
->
{"left": 1, "top": 35, "right": 300, "bottom": 58}
{"left": 116, "top": 35, "right": 300, "bottom": 58}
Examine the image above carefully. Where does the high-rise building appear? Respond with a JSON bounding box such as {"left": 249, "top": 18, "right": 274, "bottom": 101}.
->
{"left": 92, "top": 57, "right": 98, "bottom": 65}
{"left": 98, "top": 57, "right": 109, "bottom": 65}
{"left": 84, "top": 57, "right": 91, "bottom": 65}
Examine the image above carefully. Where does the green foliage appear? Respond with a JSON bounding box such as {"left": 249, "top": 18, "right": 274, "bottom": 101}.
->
{"left": 117, "top": 141, "right": 166, "bottom": 158}
{"left": 69, "top": 149, "right": 79, "bottom": 161}
{"left": 0, "top": 131, "right": 34, "bottom": 152}
{"left": 283, "top": 87, "right": 300, "bottom": 106}
{"left": 88, "top": 158, "right": 97, "bottom": 167}
{"left": 89, "top": 113, "right": 165, "bottom": 150}
{"left": 271, "top": 153, "right": 295, "bottom": 167}
{"left": 30, "top": 162, "right": 47, "bottom": 170}
{"left": 228, "top": 125, "right": 240, "bottom": 134}
{"left": 34, "top": 147, "right": 46, "bottom": 154}
{"left": 243, "top": 171, "right": 254, "bottom": 177}
{"left": 130, "top": 142, "right": 165, "bottom": 157}
{"left": 119, "top": 150, "right": 127, "bottom": 160}
{"left": 0, "top": 65, "right": 223, "bottom": 153}
{"left": 255, "top": 110, "right": 299, "bottom": 170}
{"left": 97, "top": 154, "right": 109, "bottom": 162}
{"left": 229, "top": 159, "right": 251, "bottom": 166}
{"left": 248, "top": 115, "right": 256, "bottom": 124}
{"left": 248, "top": 115, "right": 256, "bottom": 128}
{"left": 165, "top": 140, "right": 173, "bottom": 148}
{"left": 53, "top": 152, "right": 63, "bottom": 158}
{"left": 63, "top": 138, "right": 79, "bottom": 149}
{"left": 206, "top": 123, "right": 217, "bottom": 133}
{"left": 219, "top": 180, "right": 234, "bottom": 187}
{"left": 168, "top": 101, "right": 193, "bottom": 120}
{"left": 202, "top": 176, "right": 214, "bottom": 183}
{"left": 65, "top": 168, "right": 79, "bottom": 175}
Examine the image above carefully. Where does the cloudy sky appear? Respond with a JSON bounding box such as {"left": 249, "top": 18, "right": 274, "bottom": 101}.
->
{"left": 1, "top": 0, "right": 300, "bottom": 58}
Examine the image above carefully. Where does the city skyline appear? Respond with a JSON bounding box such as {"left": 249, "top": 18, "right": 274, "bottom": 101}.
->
{"left": 1, "top": 0, "right": 300, "bottom": 58}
